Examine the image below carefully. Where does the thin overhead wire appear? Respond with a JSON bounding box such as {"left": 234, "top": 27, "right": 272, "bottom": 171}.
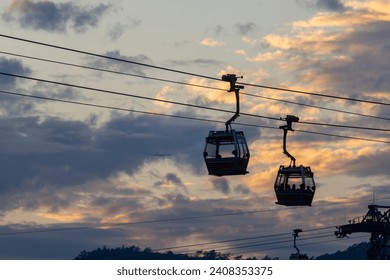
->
{"left": 1, "top": 33, "right": 390, "bottom": 107}
{"left": 242, "top": 91, "right": 390, "bottom": 122}
{"left": 294, "top": 129, "right": 390, "bottom": 144}
{"left": 238, "top": 81, "right": 390, "bottom": 107}
{"left": 232, "top": 234, "right": 370, "bottom": 257}
{"left": 0, "top": 206, "right": 292, "bottom": 237}
{"left": 0, "top": 71, "right": 280, "bottom": 123}
{"left": 158, "top": 231, "right": 339, "bottom": 256}
{"left": 204, "top": 229, "right": 368, "bottom": 256}
{"left": 0, "top": 33, "right": 219, "bottom": 82}
{"left": 1, "top": 71, "right": 389, "bottom": 134}
{"left": 1, "top": 89, "right": 390, "bottom": 144}
{"left": 0, "top": 187, "right": 387, "bottom": 238}
{"left": 179, "top": 225, "right": 342, "bottom": 253}
{"left": 0, "top": 50, "right": 217, "bottom": 92}
{"left": 153, "top": 232, "right": 292, "bottom": 252}
{"left": 209, "top": 233, "right": 336, "bottom": 253}
{"left": 298, "top": 120, "right": 390, "bottom": 132}
{"left": 1, "top": 35, "right": 388, "bottom": 259}
{"left": 2, "top": 50, "right": 390, "bottom": 122}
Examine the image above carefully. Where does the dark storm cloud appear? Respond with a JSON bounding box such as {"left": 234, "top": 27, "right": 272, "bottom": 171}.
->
{"left": 205, "top": 25, "right": 226, "bottom": 37}
{"left": 86, "top": 50, "right": 151, "bottom": 76}
{"left": 0, "top": 111, "right": 210, "bottom": 213}
{"left": 282, "top": 21, "right": 390, "bottom": 100}
{"left": 0, "top": 193, "right": 274, "bottom": 259}
{"left": 338, "top": 21, "right": 390, "bottom": 95}
{"left": 154, "top": 173, "right": 188, "bottom": 194}
{"left": 2, "top": 0, "right": 111, "bottom": 33}
{"left": 166, "top": 173, "right": 185, "bottom": 188}
{"left": 198, "top": 170, "right": 250, "bottom": 197}
{"left": 234, "top": 184, "right": 251, "bottom": 195}
{"left": 236, "top": 22, "right": 257, "bottom": 36}
{"left": 133, "top": 193, "right": 297, "bottom": 258}
{"left": 296, "top": 0, "right": 345, "bottom": 11}
{"left": 342, "top": 149, "right": 390, "bottom": 178}
{"left": 332, "top": 23, "right": 389, "bottom": 96}
{"left": 211, "top": 177, "right": 231, "bottom": 195}
{"left": 0, "top": 178, "right": 379, "bottom": 259}
{"left": 0, "top": 56, "right": 31, "bottom": 88}
{"left": 109, "top": 20, "right": 142, "bottom": 41}
{"left": 315, "top": 0, "right": 345, "bottom": 11}
{"left": 0, "top": 224, "right": 130, "bottom": 259}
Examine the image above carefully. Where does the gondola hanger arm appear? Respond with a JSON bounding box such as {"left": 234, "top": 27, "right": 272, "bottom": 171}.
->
{"left": 280, "top": 115, "right": 299, "bottom": 167}
{"left": 222, "top": 74, "right": 244, "bottom": 132}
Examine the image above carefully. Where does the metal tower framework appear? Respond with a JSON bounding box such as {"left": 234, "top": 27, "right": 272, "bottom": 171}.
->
{"left": 335, "top": 204, "right": 390, "bottom": 260}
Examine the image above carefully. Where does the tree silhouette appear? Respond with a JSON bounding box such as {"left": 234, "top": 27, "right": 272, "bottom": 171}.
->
{"left": 74, "top": 245, "right": 258, "bottom": 260}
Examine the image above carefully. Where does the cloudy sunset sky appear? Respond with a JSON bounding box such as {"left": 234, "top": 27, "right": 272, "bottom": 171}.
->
{"left": 0, "top": 0, "right": 389, "bottom": 259}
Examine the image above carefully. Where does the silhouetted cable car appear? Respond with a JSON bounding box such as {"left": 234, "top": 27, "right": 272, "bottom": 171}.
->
{"left": 203, "top": 74, "right": 250, "bottom": 176}
{"left": 204, "top": 130, "right": 249, "bottom": 176}
{"left": 274, "top": 115, "right": 316, "bottom": 206}
{"left": 275, "top": 165, "right": 315, "bottom": 206}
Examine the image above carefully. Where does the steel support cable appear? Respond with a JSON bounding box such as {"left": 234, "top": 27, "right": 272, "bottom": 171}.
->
{"left": 226, "top": 230, "right": 370, "bottom": 256}
{"left": 216, "top": 232, "right": 337, "bottom": 252}
{"left": 153, "top": 232, "right": 291, "bottom": 252}
{"left": 2, "top": 50, "right": 390, "bottom": 122}
{"left": 0, "top": 72, "right": 280, "bottom": 123}
{"left": 1, "top": 71, "right": 390, "bottom": 134}
{"left": 0, "top": 194, "right": 386, "bottom": 238}
{"left": 149, "top": 229, "right": 338, "bottom": 255}
{"left": 77, "top": 233, "right": 353, "bottom": 260}
{"left": 199, "top": 233, "right": 336, "bottom": 253}
{"left": 0, "top": 206, "right": 290, "bottom": 237}
{"left": 78, "top": 233, "right": 365, "bottom": 260}
{"left": 178, "top": 236, "right": 295, "bottom": 256}
{"left": 172, "top": 228, "right": 352, "bottom": 256}
{"left": 242, "top": 91, "right": 390, "bottom": 122}
{"left": 188, "top": 236, "right": 297, "bottom": 254}
{"left": 1, "top": 89, "right": 390, "bottom": 144}
{"left": 298, "top": 120, "right": 390, "bottom": 132}
{"left": 0, "top": 34, "right": 220, "bottom": 82}
{"left": 0, "top": 89, "right": 227, "bottom": 124}
{"left": 294, "top": 129, "right": 390, "bottom": 144}
{"left": 0, "top": 50, "right": 220, "bottom": 92}
{"left": 238, "top": 81, "right": 390, "bottom": 107}
{"left": 216, "top": 233, "right": 337, "bottom": 255}
{"left": 2, "top": 33, "right": 390, "bottom": 107}
{"left": 232, "top": 234, "right": 370, "bottom": 257}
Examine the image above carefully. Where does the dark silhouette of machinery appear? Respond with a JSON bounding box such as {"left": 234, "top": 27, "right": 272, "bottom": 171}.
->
{"left": 335, "top": 204, "right": 390, "bottom": 260}
{"left": 203, "top": 74, "right": 250, "bottom": 176}
{"left": 289, "top": 229, "right": 309, "bottom": 260}
{"left": 274, "top": 115, "right": 316, "bottom": 206}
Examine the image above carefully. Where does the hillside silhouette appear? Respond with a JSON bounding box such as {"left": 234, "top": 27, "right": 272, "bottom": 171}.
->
{"left": 315, "top": 242, "right": 369, "bottom": 260}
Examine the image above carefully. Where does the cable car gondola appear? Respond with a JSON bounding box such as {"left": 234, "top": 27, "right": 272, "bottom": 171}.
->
{"left": 203, "top": 74, "right": 250, "bottom": 176}
{"left": 274, "top": 115, "right": 316, "bottom": 206}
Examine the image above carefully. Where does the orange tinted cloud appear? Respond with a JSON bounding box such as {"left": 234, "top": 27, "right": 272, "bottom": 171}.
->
{"left": 37, "top": 212, "right": 85, "bottom": 223}
{"left": 264, "top": 30, "right": 343, "bottom": 54}
{"left": 7, "top": 0, "right": 29, "bottom": 11}
{"left": 293, "top": 1, "right": 390, "bottom": 28}
{"left": 200, "top": 38, "right": 225, "bottom": 47}
{"left": 247, "top": 50, "right": 284, "bottom": 62}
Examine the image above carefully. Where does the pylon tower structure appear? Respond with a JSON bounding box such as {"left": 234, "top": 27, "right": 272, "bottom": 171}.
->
{"left": 335, "top": 204, "right": 390, "bottom": 260}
